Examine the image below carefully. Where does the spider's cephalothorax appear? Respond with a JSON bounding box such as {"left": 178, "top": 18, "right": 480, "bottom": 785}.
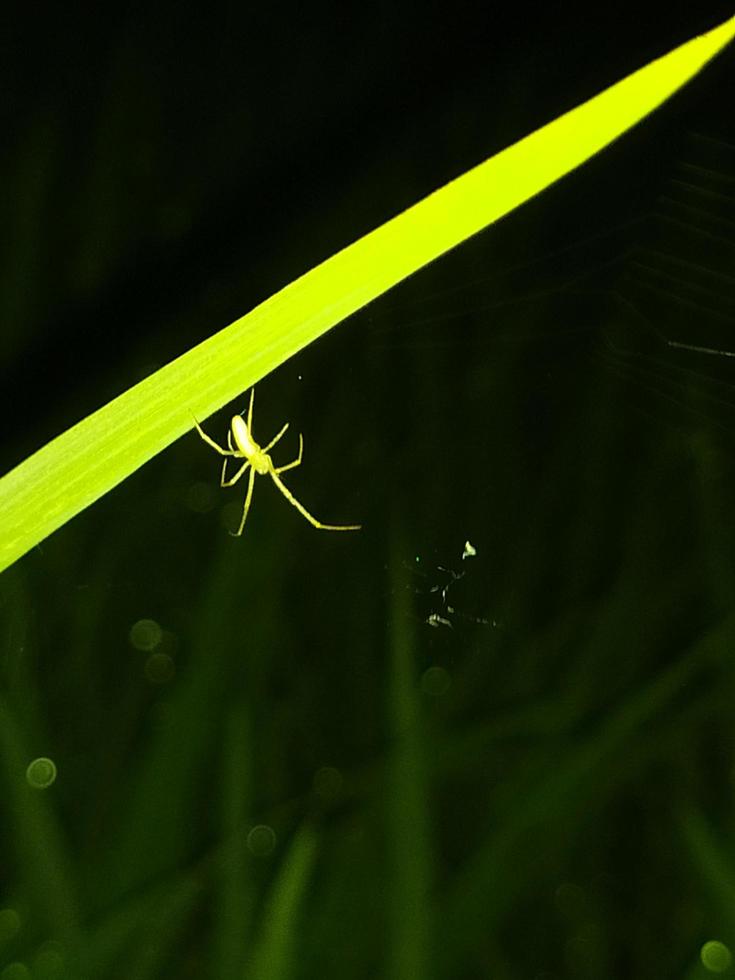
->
{"left": 193, "top": 388, "right": 361, "bottom": 537}
{"left": 231, "top": 416, "right": 269, "bottom": 474}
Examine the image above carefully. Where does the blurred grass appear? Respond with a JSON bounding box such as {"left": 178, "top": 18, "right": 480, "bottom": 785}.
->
{"left": 245, "top": 826, "right": 317, "bottom": 980}
{"left": 97, "top": 542, "right": 258, "bottom": 903}
{"left": 213, "top": 703, "right": 254, "bottom": 980}
{"left": 386, "top": 534, "right": 432, "bottom": 980}
{"left": 0, "top": 695, "right": 79, "bottom": 944}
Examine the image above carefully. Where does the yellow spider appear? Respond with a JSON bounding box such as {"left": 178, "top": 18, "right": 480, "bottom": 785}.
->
{"left": 193, "top": 389, "right": 361, "bottom": 537}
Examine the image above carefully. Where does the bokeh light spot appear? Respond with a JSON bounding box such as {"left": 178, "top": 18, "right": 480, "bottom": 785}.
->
{"left": 185, "top": 481, "right": 218, "bottom": 513}
{"left": 220, "top": 501, "right": 243, "bottom": 535}
{"left": 565, "top": 929, "right": 599, "bottom": 971}
{"left": 25, "top": 757, "right": 57, "bottom": 789}
{"left": 144, "top": 652, "right": 176, "bottom": 684}
{"left": 247, "top": 824, "right": 276, "bottom": 857}
{"left": 0, "top": 908, "right": 21, "bottom": 943}
{"left": 701, "top": 940, "right": 732, "bottom": 973}
{"left": 129, "top": 618, "right": 163, "bottom": 652}
{"left": 32, "top": 942, "right": 64, "bottom": 978}
{"left": 1, "top": 963, "right": 31, "bottom": 980}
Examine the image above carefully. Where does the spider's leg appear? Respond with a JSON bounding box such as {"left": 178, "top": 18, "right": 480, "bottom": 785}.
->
{"left": 274, "top": 433, "right": 303, "bottom": 474}
{"left": 269, "top": 471, "right": 361, "bottom": 531}
{"left": 247, "top": 388, "right": 255, "bottom": 432}
{"left": 192, "top": 417, "right": 234, "bottom": 456}
{"left": 231, "top": 467, "right": 257, "bottom": 537}
{"left": 262, "top": 423, "right": 289, "bottom": 454}
{"left": 222, "top": 459, "right": 251, "bottom": 488}
{"left": 221, "top": 432, "right": 240, "bottom": 484}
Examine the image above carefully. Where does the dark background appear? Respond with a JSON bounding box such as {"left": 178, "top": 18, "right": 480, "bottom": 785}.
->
{"left": 2, "top": 3, "right": 735, "bottom": 978}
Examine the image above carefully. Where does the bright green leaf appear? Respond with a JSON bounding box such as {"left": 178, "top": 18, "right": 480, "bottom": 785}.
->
{"left": 2, "top": 14, "right": 734, "bottom": 572}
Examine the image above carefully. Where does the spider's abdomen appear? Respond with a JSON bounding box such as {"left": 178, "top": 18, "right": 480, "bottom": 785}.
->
{"left": 231, "top": 415, "right": 258, "bottom": 458}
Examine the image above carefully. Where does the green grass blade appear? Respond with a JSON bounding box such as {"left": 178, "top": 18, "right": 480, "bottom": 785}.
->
{"left": 440, "top": 610, "right": 735, "bottom": 972}
{"left": 212, "top": 703, "right": 255, "bottom": 980}
{"left": 122, "top": 875, "right": 202, "bottom": 980}
{"left": 72, "top": 872, "right": 201, "bottom": 980}
{"left": 244, "top": 826, "right": 318, "bottom": 980}
{"left": 680, "top": 807, "right": 735, "bottom": 932}
{"left": 0, "top": 695, "right": 79, "bottom": 942}
{"left": 96, "top": 543, "right": 255, "bottom": 903}
{"left": 1, "top": 14, "right": 734, "bottom": 573}
{"left": 386, "top": 537, "right": 432, "bottom": 980}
